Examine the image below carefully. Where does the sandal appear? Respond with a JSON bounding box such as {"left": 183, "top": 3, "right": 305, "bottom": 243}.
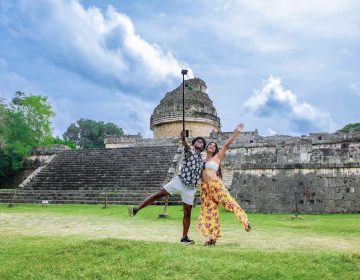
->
{"left": 204, "top": 239, "right": 216, "bottom": 246}
{"left": 244, "top": 222, "right": 251, "bottom": 232}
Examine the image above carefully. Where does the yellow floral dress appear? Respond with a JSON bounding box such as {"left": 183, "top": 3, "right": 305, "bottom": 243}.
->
{"left": 196, "top": 178, "right": 249, "bottom": 240}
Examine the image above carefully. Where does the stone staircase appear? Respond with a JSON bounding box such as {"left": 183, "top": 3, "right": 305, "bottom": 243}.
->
{"left": 1, "top": 145, "right": 185, "bottom": 205}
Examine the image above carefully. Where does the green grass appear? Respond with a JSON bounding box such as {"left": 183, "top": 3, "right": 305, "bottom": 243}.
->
{"left": 1, "top": 237, "right": 359, "bottom": 280}
{"left": 0, "top": 203, "right": 359, "bottom": 279}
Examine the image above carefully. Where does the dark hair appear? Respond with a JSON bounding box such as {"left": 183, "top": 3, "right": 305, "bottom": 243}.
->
{"left": 206, "top": 141, "right": 223, "bottom": 179}
{"left": 206, "top": 141, "right": 219, "bottom": 156}
{"left": 192, "top": 137, "right": 206, "bottom": 151}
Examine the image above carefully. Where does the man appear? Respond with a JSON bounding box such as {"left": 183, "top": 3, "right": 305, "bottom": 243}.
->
{"left": 128, "top": 130, "right": 206, "bottom": 244}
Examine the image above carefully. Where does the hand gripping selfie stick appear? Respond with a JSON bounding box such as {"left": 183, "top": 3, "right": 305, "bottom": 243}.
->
{"left": 159, "top": 69, "right": 189, "bottom": 219}
{"left": 181, "top": 69, "right": 188, "bottom": 136}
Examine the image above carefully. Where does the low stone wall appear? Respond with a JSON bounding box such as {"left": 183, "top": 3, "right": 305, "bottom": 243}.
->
{"left": 1, "top": 145, "right": 69, "bottom": 188}
{"left": 104, "top": 135, "right": 142, "bottom": 148}
{"left": 216, "top": 132, "right": 360, "bottom": 213}
{"left": 1, "top": 169, "right": 35, "bottom": 189}
{"left": 227, "top": 163, "right": 360, "bottom": 213}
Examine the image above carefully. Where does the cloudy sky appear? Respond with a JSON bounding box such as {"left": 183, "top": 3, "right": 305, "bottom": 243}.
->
{"left": 1, "top": 0, "right": 359, "bottom": 138}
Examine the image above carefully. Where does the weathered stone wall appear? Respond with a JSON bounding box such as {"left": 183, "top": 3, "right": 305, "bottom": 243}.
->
{"left": 227, "top": 164, "right": 360, "bottom": 213}
{"left": 105, "top": 135, "right": 142, "bottom": 148}
{"left": 101, "top": 131, "right": 360, "bottom": 212}
{"left": 1, "top": 169, "right": 34, "bottom": 189}
{"left": 12, "top": 129, "right": 359, "bottom": 213}
{"left": 152, "top": 119, "right": 220, "bottom": 138}
{"left": 213, "top": 131, "right": 360, "bottom": 213}
{"left": 150, "top": 77, "right": 221, "bottom": 138}
{"left": 5, "top": 145, "right": 181, "bottom": 205}
{"left": 1, "top": 145, "right": 69, "bottom": 188}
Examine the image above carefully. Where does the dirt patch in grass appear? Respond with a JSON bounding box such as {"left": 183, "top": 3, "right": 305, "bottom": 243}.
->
{"left": 1, "top": 211, "right": 359, "bottom": 252}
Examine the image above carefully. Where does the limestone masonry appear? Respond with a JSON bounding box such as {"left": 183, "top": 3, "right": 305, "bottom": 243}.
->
{"left": 150, "top": 78, "right": 220, "bottom": 138}
{"left": 105, "top": 130, "right": 360, "bottom": 213}
{"left": 212, "top": 130, "right": 360, "bottom": 213}
{"left": 1, "top": 78, "right": 359, "bottom": 213}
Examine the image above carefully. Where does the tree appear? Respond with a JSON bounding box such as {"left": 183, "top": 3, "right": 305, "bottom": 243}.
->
{"left": 0, "top": 106, "right": 38, "bottom": 179}
{"left": 0, "top": 98, "right": 5, "bottom": 148}
{"left": 42, "top": 136, "right": 76, "bottom": 150}
{"left": 338, "top": 123, "right": 360, "bottom": 133}
{"left": 10, "top": 91, "right": 55, "bottom": 144}
{"left": 63, "top": 118, "right": 123, "bottom": 148}
{"left": 0, "top": 92, "right": 55, "bottom": 184}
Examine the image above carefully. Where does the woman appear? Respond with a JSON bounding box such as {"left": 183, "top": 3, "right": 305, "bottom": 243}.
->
{"left": 196, "top": 123, "right": 251, "bottom": 245}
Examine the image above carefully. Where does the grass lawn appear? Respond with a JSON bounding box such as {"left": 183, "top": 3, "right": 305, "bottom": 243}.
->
{"left": 0, "top": 203, "right": 359, "bottom": 279}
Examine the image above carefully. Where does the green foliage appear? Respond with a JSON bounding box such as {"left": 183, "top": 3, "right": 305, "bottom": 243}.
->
{"left": 0, "top": 99, "right": 5, "bottom": 149}
{"left": 338, "top": 122, "right": 360, "bottom": 133}
{"left": 63, "top": 118, "right": 123, "bottom": 148}
{"left": 42, "top": 136, "right": 76, "bottom": 149}
{"left": 0, "top": 108, "right": 37, "bottom": 179}
{"left": 186, "top": 83, "right": 193, "bottom": 91}
{"left": 4, "top": 110, "right": 37, "bottom": 149}
{"left": 10, "top": 91, "right": 55, "bottom": 143}
{"left": 0, "top": 92, "right": 55, "bottom": 183}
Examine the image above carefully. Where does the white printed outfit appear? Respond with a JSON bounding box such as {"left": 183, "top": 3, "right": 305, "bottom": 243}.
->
{"left": 164, "top": 146, "right": 202, "bottom": 205}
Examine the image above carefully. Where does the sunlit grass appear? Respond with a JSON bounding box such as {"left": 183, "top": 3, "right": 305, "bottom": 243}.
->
{"left": 0, "top": 204, "right": 359, "bottom": 279}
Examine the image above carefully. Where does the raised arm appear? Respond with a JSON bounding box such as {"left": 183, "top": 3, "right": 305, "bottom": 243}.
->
{"left": 180, "top": 130, "right": 191, "bottom": 150}
{"left": 216, "top": 123, "right": 244, "bottom": 161}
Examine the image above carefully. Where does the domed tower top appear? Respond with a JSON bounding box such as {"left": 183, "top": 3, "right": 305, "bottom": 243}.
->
{"left": 150, "top": 78, "right": 221, "bottom": 138}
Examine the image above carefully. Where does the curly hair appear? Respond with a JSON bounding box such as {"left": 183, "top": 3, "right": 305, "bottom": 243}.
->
{"left": 191, "top": 136, "right": 206, "bottom": 151}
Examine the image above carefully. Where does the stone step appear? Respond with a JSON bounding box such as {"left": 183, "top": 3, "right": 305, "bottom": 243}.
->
{"left": 25, "top": 186, "right": 164, "bottom": 190}
{"left": 28, "top": 181, "right": 167, "bottom": 185}
{"left": 15, "top": 192, "right": 163, "bottom": 198}
{"left": 1, "top": 199, "right": 184, "bottom": 205}
{"left": 13, "top": 191, "right": 199, "bottom": 198}
{"left": 14, "top": 188, "right": 164, "bottom": 193}
{"left": 2, "top": 196, "right": 185, "bottom": 204}
{"left": 25, "top": 184, "right": 167, "bottom": 189}
{"left": 27, "top": 178, "right": 166, "bottom": 183}
{"left": 31, "top": 175, "right": 167, "bottom": 179}
{"left": 16, "top": 145, "right": 181, "bottom": 206}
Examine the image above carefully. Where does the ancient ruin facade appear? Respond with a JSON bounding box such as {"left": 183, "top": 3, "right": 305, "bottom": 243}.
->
{"left": 1, "top": 78, "right": 359, "bottom": 214}
{"left": 150, "top": 78, "right": 221, "bottom": 138}
{"left": 214, "top": 131, "right": 360, "bottom": 213}
{"left": 102, "top": 129, "right": 360, "bottom": 213}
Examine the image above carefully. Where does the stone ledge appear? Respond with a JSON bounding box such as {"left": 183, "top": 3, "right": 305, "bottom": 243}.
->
{"left": 226, "top": 162, "right": 360, "bottom": 169}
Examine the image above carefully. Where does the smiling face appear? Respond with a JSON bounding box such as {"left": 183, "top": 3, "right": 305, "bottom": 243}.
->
{"left": 193, "top": 138, "right": 205, "bottom": 150}
{"left": 206, "top": 142, "right": 219, "bottom": 156}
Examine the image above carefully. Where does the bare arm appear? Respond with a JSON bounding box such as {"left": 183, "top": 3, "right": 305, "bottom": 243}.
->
{"left": 180, "top": 130, "right": 191, "bottom": 150}
{"left": 216, "top": 123, "right": 244, "bottom": 161}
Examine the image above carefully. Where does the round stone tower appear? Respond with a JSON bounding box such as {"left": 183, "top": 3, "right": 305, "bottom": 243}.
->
{"left": 150, "top": 78, "right": 221, "bottom": 138}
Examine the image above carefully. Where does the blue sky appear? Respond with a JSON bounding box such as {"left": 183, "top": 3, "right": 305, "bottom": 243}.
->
{"left": 1, "top": 0, "right": 359, "bottom": 138}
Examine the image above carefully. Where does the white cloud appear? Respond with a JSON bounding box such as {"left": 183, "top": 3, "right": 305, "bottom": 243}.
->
{"left": 350, "top": 83, "right": 360, "bottom": 96}
{"left": 50, "top": 91, "right": 156, "bottom": 138}
{"left": 267, "top": 128, "right": 277, "bottom": 135}
{"left": 5, "top": 0, "right": 192, "bottom": 92}
{"left": 244, "top": 76, "right": 336, "bottom": 134}
{"left": 94, "top": 92, "right": 156, "bottom": 138}
{"left": 2, "top": 0, "right": 359, "bottom": 137}
{"left": 203, "top": 0, "right": 360, "bottom": 53}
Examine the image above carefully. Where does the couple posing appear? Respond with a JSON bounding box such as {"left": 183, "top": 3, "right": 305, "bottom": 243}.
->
{"left": 128, "top": 123, "right": 251, "bottom": 245}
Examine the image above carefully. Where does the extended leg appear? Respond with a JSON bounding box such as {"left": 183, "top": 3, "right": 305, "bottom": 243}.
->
{"left": 214, "top": 181, "right": 250, "bottom": 231}
{"left": 137, "top": 188, "right": 169, "bottom": 211}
